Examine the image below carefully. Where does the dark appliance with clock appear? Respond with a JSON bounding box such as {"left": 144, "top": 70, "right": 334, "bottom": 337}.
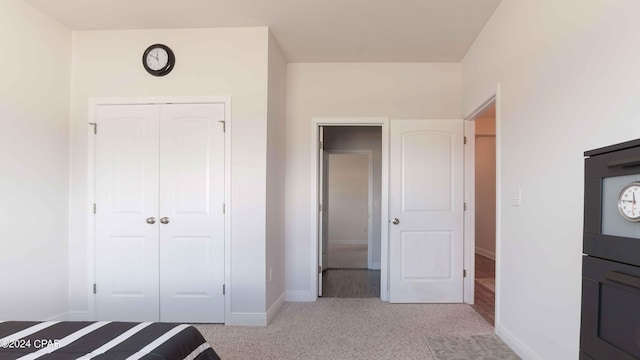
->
{"left": 581, "top": 139, "right": 640, "bottom": 360}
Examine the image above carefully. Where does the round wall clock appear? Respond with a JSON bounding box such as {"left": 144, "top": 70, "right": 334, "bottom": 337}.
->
{"left": 142, "top": 44, "right": 175, "bottom": 76}
{"left": 618, "top": 181, "right": 640, "bottom": 222}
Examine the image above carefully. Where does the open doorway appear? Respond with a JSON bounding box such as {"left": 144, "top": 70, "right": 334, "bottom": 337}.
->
{"left": 320, "top": 126, "right": 382, "bottom": 298}
{"left": 471, "top": 105, "right": 496, "bottom": 325}
{"left": 326, "top": 152, "right": 371, "bottom": 269}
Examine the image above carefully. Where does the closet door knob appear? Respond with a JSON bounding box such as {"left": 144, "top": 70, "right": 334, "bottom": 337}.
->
{"left": 145, "top": 217, "right": 156, "bottom": 224}
{"left": 392, "top": 218, "right": 400, "bottom": 225}
{"left": 160, "top": 217, "right": 170, "bottom": 224}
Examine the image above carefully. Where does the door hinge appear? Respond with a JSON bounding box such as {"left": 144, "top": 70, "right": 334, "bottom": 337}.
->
{"left": 318, "top": 265, "right": 322, "bottom": 274}
{"left": 93, "top": 204, "right": 96, "bottom": 214}
{"left": 464, "top": 136, "right": 467, "bottom": 144}
{"left": 89, "top": 122, "right": 97, "bottom": 134}
{"left": 319, "top": 203, "right": 322, "bottom": 212}
{"left": 222, "top": 284, "right": 225, "bottom": 295}
{"left": 93, "top": 283, "right": 97, "bottom": 294}
{"left": 319, "top": 141, "right": 323, "bottom": 150}
{"left": 464, "top": 202, "right": 467, "bottom": 211}
{"left": 223, "top": 203, "right": 225, "bottom": 214}
{"left": 218, "top": 120, "right": 226, "bottom": 132}
{"left": 463, "top": 269, "right": 467, "bottom": 278}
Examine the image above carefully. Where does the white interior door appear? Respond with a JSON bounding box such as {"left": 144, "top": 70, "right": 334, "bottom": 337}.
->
{"left": 389, "top": 119, "right": 464, "bottom": 303}
{"left": 159, "top": 103, "right": 225, "bottom": 323}
{"left": 95, "top": 104, "right": 161, "bottom": 321}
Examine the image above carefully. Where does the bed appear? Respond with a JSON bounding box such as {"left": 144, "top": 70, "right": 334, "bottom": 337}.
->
{"left": 0, "top": 321, "right": 221, "bottom": 359}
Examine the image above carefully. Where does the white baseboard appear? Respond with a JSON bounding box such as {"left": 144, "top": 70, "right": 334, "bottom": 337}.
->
{"left": 285, "top": 290, "right": 316, "bottom": 302}
{"left": 369, "top": 262, "right": 381, "bottom": 270}
{"left": 68, "top": 311, "right": 89, "bottom": 321}
{"left": 475, "top": 248, "right": 496, "bottom": 260}
{"left": 46, "top": 312, "right": 69, "bottom": 321}
{"left": 496, "top": 323, "right": 542, "bottom": 360}
{"left": 266, "top": 292, "right": 285, "bottom": 324}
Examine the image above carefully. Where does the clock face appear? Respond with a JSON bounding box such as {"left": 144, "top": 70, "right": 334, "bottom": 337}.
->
{"left": 146, "top": 48, "right": 169, "bottom": 71}
{"left": 142, "top": 44, "right": 175, "bottom": 76}
{"left": 618, "top": 182, "right": 640, "bottom": 222}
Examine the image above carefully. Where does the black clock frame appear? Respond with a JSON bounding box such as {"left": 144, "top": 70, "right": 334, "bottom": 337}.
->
{"left": 142, "top": 44, "right": 175, "bottom": 77}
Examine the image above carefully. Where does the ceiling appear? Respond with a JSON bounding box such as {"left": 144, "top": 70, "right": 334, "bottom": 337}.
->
{"left": 25, "top": 0, "right": 502, "bottom": 62}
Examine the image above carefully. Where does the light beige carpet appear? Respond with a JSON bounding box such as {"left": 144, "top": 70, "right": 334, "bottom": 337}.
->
{"left": 196, "top": 298, "right": 518, "bottom": 360}
{"left": 328, "top": 244, "right": 368, "bottom": 268}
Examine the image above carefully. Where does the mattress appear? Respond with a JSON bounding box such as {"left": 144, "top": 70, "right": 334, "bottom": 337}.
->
{"left": 0, "top": 321, "right": 221, "bottom": 360}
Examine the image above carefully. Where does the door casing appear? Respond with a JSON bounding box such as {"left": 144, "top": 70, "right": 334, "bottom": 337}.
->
{"left": 463, "top": 85, "right": 502, "bottom": 324}
{"left": 86, "top": 96, "right": 232, "bottom": 323}
{"left": 311, "top": 118, "right": 389, "bottom": 300}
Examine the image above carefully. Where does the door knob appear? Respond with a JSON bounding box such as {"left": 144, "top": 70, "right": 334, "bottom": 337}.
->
{"left": 392, "top": 218, "right": 400, "bottom": 225}
{"left": 160, "top": 217, "right": 170, "bottom": 224}
{"left": 145, "top": 217, "right": 156, "bottom": 224}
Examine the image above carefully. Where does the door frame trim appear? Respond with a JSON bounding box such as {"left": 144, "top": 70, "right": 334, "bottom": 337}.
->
{"left": 463, "top": 84, "right": 501, "bottom": 319}
{"left": 310, "top": 118, "right": 389, "bottom": 300}
{"left": 86, "top": 96, "right": 232, "bottom": 324}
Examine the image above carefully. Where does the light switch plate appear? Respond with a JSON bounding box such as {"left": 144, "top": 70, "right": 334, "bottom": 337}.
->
{"left": 511, "top": 188, "right": 521, "bottom": 207}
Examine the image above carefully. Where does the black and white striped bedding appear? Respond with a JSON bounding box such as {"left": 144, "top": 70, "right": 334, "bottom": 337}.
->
{"left": 0, "top": 321, "right": 221, "bottom": 360}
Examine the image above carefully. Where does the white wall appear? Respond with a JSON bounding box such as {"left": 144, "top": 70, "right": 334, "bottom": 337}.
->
{"left": 0, "top": 0, "right": 71, "bottom": 320}
{"left": 327, "top": 153, "right": 369, "bottom": 245}
{"left": 475, "top": 112, "right": 496, "bottom": 259}
{"left": 462, "top": 1, "right": 640, "bottom": 359}
{"left": 69, "top": 27, "right": 271, "bottom": 320}
{"left": 285, "top": 63, "right": 461, "bottom": 299}
{"left": 265, "top": 32, "right": 287, "bottom": 316}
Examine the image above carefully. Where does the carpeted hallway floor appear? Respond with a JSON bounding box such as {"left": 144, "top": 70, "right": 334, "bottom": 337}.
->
{"left": 195, "top": 298, "right": 520, "bottom": 360}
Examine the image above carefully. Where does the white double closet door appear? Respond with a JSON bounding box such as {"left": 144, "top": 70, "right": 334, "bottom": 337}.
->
{"left": 95, "top": 103, "right": 225, "bottom": 323}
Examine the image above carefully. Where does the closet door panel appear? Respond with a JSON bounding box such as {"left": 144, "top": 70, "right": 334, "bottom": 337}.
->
{"left": 95, "top": 104, "right": 160, "bottom": 321}
{"left": 159, "top": 103, "right": 225, "bottom": 323}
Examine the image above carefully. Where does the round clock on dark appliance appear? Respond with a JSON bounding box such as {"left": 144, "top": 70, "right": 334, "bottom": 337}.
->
{"left": 142, "top": 44, "right": 175, "bottom": 77}
{"left": 618, "top": 181, "right": 640, "bottom": 222}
